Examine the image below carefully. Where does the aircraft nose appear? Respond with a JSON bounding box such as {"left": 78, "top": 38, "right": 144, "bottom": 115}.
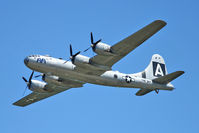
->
{"left": 24, "top": 57, "right": 29, "bottom": 65}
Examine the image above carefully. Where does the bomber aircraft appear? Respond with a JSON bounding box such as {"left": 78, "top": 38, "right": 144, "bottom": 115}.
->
{"left": 13, "top": 20, "right": 184, "bottom": 107}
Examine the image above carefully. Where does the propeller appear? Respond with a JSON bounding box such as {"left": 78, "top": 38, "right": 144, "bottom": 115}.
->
{"left": 34, "top": 73, "right": 43, "bottom": 79}
{"left": 34, "top": 73, "right": 46, "bottom": 81}
{"left": 155, "top": 89, "right": 159, "bottom": 94}
{"left": 84, "top": 32, "right": 102, "bottom": 52}
{"left": 64, "top": 44, "right": 81, "bottom": 64}
{"left": 22, "top": 71, "right": 34, "bottom": 96}
{"left": 34, "top": 74, "right": 41, "bottom": 78}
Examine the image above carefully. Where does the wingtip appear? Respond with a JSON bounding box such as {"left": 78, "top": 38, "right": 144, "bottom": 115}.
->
{"left": 179, "top": 71, "right": 185, "bottom": 75}
{"left": 12, "top": 102, "right": 18, "bottom": 106}
{"left": 12, "top": 102, "right": 25, "bottom": 107}
{"left": 154, "top": 20, "right": 167, "bottom": 26}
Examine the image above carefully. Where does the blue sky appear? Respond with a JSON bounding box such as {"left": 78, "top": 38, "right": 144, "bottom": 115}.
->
{"left": 1, "top": 0, "right": 198, "bottom": 133}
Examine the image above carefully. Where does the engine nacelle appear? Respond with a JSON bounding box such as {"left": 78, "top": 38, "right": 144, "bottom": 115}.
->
{"left": 43, "top": 75, "right": 63, "bottom": 85}
{"left": 74, "top": 54, "right": 90, "bottom": 65}
{"left": 29, "top": 80, "right": 49, "bottom": 93}
{"left": 94, "top": 42, "right": 112, "bottom": 55}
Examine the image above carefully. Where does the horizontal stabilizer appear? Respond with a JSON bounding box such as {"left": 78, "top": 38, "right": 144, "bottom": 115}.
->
{"left": 152, "top": 71, "right": 184, "bottom": 84}
{"left": 136, "top": 89, "right": 153, "bottom": 96}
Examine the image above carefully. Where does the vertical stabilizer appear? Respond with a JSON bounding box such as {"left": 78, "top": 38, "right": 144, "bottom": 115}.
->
{"left": 144, "top": 54, "right": 167, "bottom": 79}
{"left": 130, "top": 54, "right": 168, "bottom": 79}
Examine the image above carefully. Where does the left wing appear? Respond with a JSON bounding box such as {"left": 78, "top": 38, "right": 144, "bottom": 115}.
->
{"left": 13, "top": 80, "right": 84, "bottom": 107}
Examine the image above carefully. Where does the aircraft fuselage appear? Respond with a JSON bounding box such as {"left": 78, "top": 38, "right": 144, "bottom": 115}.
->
{"left": 24, "top": 55, "right": 173, "bottom": 91}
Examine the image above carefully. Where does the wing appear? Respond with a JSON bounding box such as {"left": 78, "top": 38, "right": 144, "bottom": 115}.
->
{"left": 90, "top": 20, "right": 166, "bottom": 67}
{"left": 13, "top": 79, "right": 84, "bottom": 107}
{"left": 13, "top": 85, "right": 70, "bottom": 107}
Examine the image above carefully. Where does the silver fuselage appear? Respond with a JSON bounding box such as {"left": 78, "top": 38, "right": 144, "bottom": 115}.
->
{"left": 24, "top": 55, "right": 174, "bottom": 90}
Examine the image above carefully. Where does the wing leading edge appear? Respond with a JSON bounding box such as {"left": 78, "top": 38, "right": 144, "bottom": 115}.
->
{"left": 90, "top": 20, "right": 167, "bottom": 67}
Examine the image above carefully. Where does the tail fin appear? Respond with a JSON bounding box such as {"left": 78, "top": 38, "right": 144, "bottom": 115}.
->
{"left": 131, "top": 54, "right": 167, "bottom": 79}
{"left": 144, "top": 54, "right": 167, "bottom": 79}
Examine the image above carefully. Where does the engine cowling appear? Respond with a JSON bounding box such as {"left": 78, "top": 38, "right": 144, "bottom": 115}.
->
{"left": 42, "top": 75, "right": 63, "bottom": 85}
{"left": 74, "top": 54, "right": 90, "bottom": 65}
{"left": 94, "top": 42, "right": 112, "bottom": 55}
{"left": 29, "top": 80, "right": 49, "bottom": 93}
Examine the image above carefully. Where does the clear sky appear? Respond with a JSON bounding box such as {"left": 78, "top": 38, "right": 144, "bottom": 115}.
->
{"left": 1, "top": 0, "right": 198, "bottom": 133}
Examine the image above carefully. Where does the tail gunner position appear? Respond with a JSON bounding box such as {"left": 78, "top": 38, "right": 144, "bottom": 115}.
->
{"left": 13, "top": 20, "right": 184, "bottom": 107}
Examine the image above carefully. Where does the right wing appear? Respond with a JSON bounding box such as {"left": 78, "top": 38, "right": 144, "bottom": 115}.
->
{"left": 90, "top": 20, "right": 166, "bottom": 67}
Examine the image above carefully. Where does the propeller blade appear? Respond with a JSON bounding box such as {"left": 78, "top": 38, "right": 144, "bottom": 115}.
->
{"left": 155, "top": 89, "right": 159, "bottom": 94}
{"left": 27, "top": 71, "right": 34, "bottom": 89}
{"left": 29, "top": 71, "right": 34, "bottom": 82}
{"left": 94, "top": 39, "right": 102, "bottom": 45}
{"left": 73, "top": 51, "right": 81, "bottom": 57}
{"left": 22, "top": 86, "right": 28, "bottom": 96}
{"left": 34, "top": 74, "right": 41, "bottom": 78}
{"left": 70, "top": 44, "right": 73, "bottom": 56}
{"left": 83, "top": 47, "right": 91, "bottom": 52}
{"left": 91, "top": 32, "right": 94, "bottom": 44}
{"left": 63, "top": 58, "right": 70, "bottom": 64}
{"left": 22, "top": 77, "right": 28, "bottom": 82}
